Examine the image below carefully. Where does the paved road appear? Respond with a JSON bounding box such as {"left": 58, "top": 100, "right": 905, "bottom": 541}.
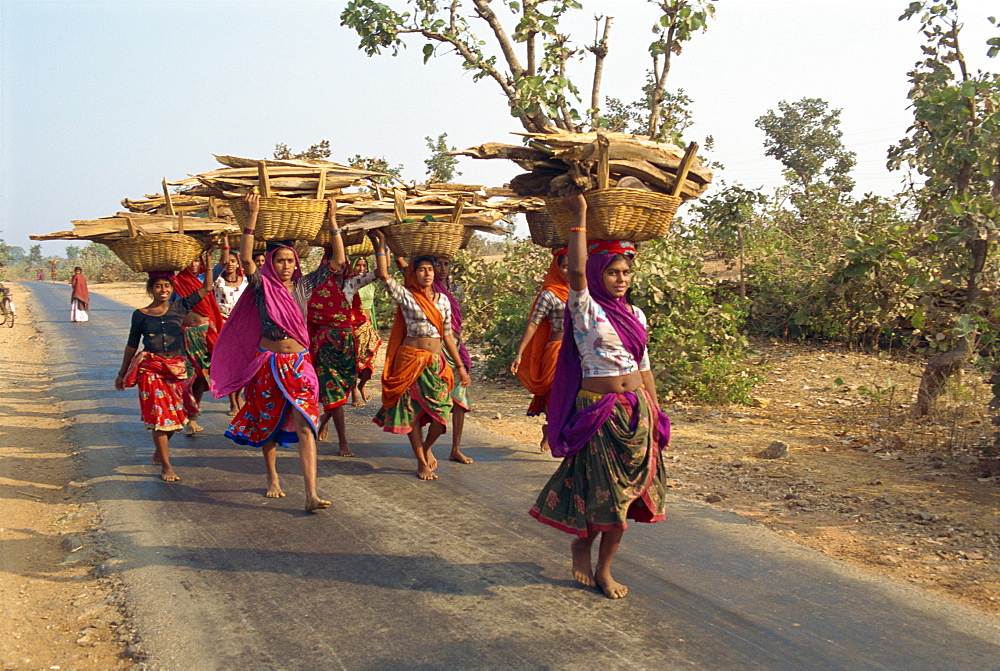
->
{"left": 23, "top": 281, "right": 1000, "bottom": 670}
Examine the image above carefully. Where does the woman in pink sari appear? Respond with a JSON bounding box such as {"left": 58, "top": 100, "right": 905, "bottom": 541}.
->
{"left": 210, "top": 194, "right": 331, "bottom": 512}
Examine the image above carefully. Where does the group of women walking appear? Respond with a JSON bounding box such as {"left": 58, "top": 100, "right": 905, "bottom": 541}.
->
{"left": 115, "top": 189, "right": 669, "bottom": 598}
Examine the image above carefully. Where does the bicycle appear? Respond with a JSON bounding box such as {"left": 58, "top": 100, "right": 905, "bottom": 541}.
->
{"left": 0, "top": 286, "right": 14, "bottom": 328}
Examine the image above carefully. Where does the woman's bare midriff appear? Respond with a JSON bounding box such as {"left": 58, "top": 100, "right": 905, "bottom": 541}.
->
{"left": 403, "top": 336, "right": 442, "bottom": 354}
{"left": 260, "top": 337, "right": 306, "bottom": 354}
{"left": 580, "top": 371, "right": 643, "bottom": 394}
{"left": 550, "top": 330, "right": 564, "bottom": 343}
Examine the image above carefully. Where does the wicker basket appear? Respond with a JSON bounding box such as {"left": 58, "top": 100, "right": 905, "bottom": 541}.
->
{"left": 229, "top": 196, "right": 328, "bottom": 242}
{"left": 248, "top": 239, "right": 313, "bottom": 260}
{"left": 384, "top": 221, "right": 465, "bottom": 260}
{"left": 106, "top": 233, "right": 205, "bottom": 273}
{"left": 526, "top": 208, "right": 567, "bottom": 248}
{"left": 345, "top": 236, "right": 375, "bottom": 256}
{"left": 545, "top": 188, "right": 681, "bottom": 242}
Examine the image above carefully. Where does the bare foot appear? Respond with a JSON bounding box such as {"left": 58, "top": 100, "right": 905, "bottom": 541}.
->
{"left": 426, "top": 454, "right": 439, "bottom": 471}
{"left": 338, "top": 444, "right": 355, "bottom": 457}
{"left": 361, "top": 389, "right": 372, "bottom": 403}
{"left": 571, "top": 538, "right": 595, "bottom": 587}
{"left": 184, "top": 423, "right": 196, "bottom": 437}
{"left": 595, "top": 576, "right": 628, "bottom": 599}
{"left": 317, "top": 423, "right": 330, "bottom": 442}
{"left": 416, "top": 465, "right": 439, "bottom": 480}
{"left": 227, "top": 407, "right": 238, "bottom": 416}
{"left": 540, "top": 424, "right": 549, "bottom": 453}
{"left": 265, "top": 481, "right": 286, "bottom": 498}
{"left": 161, "top": 468, "right": 180, "bottom": 482}
{"left": 351, "top": 398, "right": 366, "bottom": 407}
{"left": 189, "top": 420, "right": 203, "bottom": 433}
{"left": 449, "top": 451, "right": 473, "bottom": 464}
{"left": 305, "top": 497, "right": 331, "bottom": 512}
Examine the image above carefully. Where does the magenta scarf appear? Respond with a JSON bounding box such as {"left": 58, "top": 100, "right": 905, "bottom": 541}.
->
{"left": 210, "top": 246, "right": 316, "bottom": 397}
{"left": 433, "top": 277, "right": 473, "bottom": 372}
{"left": 546, "top": 253, "right": 670, "bottom": 458}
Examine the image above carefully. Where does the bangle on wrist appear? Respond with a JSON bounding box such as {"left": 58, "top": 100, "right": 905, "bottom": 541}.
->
{"left": 570, "top": 227, "right": 586, "bottom": 232}
{"left": 512, "top": 354, "right": 522, "bottom": 358}
{"left": 243, "top": 228, "right": 256, "bottom": 235}
{"left": 329, "top": 229, "right": 341, "bottom": 235}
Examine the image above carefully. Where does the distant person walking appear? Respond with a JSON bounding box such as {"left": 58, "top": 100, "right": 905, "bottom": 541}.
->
{"left": 70, "top": 266, "right": 90, "bottom": 322}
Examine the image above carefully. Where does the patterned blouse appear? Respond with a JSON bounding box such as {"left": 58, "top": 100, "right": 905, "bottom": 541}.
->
{"left": 213, "top": 275, "right": 248, "bottom": 317}
{"left": 529, "top": 289, "right": 567, "bottom": 329}
{"left": 569, "top": 286, "right": 651, "bottom": 378}
{"left": 382, "top": 276, "right": 452, "bottom": 339}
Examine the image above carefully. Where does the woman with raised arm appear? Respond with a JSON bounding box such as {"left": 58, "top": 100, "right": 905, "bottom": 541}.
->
{"left": 528, "top": 190, "right": 670, "bottom": 599}
{"left": 509, "top": 248, "right": 570, "bottom": 451}
{"left": 368, "top": 229, "right": 471, "bottom": 480}
{"left": 115, "top": 253, "right": 214, "bottom": 482}
{"left": 307, "top": 208, "right": 378, "bottom": 457}
{"left": 209, "top": 194, "right": 332, "bottom": 512}
{"left": 173, "top": 254, "right": 225, "bottom": 435}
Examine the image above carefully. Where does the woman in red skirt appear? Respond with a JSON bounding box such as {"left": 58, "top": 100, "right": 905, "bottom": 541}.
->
{"left": 210, "top": 194, "right": 332, "bottom": 512}
{"left": 115, "top": 259, "right": 214, "bottom": 482}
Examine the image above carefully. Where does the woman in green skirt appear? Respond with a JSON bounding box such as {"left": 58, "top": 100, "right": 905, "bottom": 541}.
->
{"left": 529, "top": 190, "right": 670, "bottom": 599}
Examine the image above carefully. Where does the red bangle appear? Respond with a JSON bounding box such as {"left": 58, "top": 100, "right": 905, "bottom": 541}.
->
{"left": 570, "top": 227, "right": 586, "bottom": 232}
{"left": 243, "top": 228, "right": 256, "bottom": 235}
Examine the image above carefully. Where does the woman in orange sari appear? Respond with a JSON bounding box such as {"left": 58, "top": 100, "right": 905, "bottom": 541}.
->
{"left": 510, "top": 249, "right": 570, "bottom": 451}
{"left": 368, "top": 229, "right": 470, "bottom": 480}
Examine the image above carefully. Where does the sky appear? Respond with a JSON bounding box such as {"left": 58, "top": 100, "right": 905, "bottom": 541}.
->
{"left": 1, "top": 0, "right": 998, "bottom": 256}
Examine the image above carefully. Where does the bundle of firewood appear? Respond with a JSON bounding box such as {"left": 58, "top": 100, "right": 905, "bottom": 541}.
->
{"left": 450, "top": 131, "right": 713, "bottom": 200}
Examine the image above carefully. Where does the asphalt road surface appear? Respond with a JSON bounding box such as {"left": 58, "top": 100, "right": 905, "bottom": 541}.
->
{"left": 23, "top": 281, "right": 1000, "bottom": 670}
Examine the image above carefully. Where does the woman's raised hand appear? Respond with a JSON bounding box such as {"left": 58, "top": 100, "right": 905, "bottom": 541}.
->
{"left": 561, "top": 188, "right": 587, "bottom": 215}
{"left": 244, "top": 193, "right": 260, "bottom": 214}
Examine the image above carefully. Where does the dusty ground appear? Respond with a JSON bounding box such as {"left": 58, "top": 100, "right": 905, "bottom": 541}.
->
{"left": 2, "top": 281, "right": 998, "bottom": 669}
{"left": 0, "top": 283, "right": 133, "bottom": 670}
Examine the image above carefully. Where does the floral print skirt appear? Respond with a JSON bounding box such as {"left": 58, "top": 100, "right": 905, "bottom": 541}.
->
{"left": 182, "top": 322, "right": 211, "bottom": 419}
{"left": 529, "top": 388, "right": 668, "bottom": 537}
{"left": 354, "top": 319, "right": 382, "bottom": 374}
{"left": 126, "top": 352, "right": 189, "bottom": 433}
{"left": 311, "top": 326, "right": 356, "bottom": 412}
{"left": 225, "top": 350, "right": 319, "bottom": 448}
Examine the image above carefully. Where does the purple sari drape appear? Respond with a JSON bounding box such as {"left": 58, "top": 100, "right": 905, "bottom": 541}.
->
{"left": 210, "top": 246, "right": 317, "bottom": 398}
{"left": 546, "top": 254, "right": 670, "bottom": 458}
{"left": 433, "top": 278, "right": 473, "bottom": 372}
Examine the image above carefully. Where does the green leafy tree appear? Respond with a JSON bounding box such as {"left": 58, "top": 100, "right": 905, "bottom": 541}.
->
{"left": 887, "top": 0, "right": 1000, "bottom": 416}
{"left": 755, "top": 97, "right": 857, "bottom": 199}
{"left": 65, "top": 245, "right": 81, "bottom": 262}
{"left": 424, "top": 132, "right": 462, "bottom": 183}
{"left": 348, "top": 155, "right": 405, "bottom": 189}
{"left": 27, "top": 244, "right": 43, "bottom": 267}
{"left": 603, "top": 85, "right": 694, "bottom": 144}
{"left": 273, "top": 140, "right": 332, "bottom": 159}
{"left": 340, "top": 0, "right": 713, "bottom": 136}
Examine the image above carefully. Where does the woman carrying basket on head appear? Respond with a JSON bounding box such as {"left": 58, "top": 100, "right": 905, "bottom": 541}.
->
{"left": 172, "top": 255, "right": 225, "bottom": 435}
{"left": 368, "top": 229, "right": 471, "bottom": 480}
{"left": 209, "top": 194, "right": 331, "bottom": 512}
{"left": 528, "top": 190, "right": 670, "bottom": 600}
{"left": 307, "top": 211, "right": 378, "bottom": 458}
{"left": 114, "top": 255, "right": 214, "bottom": 482}
{"left": 510, "top": 248, "right": 570, "bottom": 452}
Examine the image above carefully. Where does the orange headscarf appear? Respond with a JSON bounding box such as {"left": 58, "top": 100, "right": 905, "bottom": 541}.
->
{"left": 379, "top": 263, "right": 454, "bottom": 410}
{"left": 517, "top": 254, "right": 570, "bottom": 397}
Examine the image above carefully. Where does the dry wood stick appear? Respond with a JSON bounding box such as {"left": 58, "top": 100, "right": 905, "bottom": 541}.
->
{"left": 671, "top": 142, "right": 699, "bottom": 198}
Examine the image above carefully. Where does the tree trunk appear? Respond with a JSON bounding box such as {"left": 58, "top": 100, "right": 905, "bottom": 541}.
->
{"left": 911, "top": 237, "right": 989, "bottom": 417}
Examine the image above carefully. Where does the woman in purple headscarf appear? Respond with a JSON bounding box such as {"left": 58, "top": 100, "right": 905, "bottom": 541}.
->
{"left": 210, "top": 194, "right": 333, "bottom": 513}
{"left": 528, "top": 190, "right": 670, "bottom": 599}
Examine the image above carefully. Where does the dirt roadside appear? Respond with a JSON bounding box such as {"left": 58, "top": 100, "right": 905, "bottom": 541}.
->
{"left": 0, "top": 283, "right": 133, "bottom": 670}
{"left": 1, "top": 281, "right": 998, "bottom": 669}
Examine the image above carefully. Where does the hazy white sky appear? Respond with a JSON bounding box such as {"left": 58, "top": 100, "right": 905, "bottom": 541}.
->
{"left": 1, "top": 0, "right": 997, "bottom": 254}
